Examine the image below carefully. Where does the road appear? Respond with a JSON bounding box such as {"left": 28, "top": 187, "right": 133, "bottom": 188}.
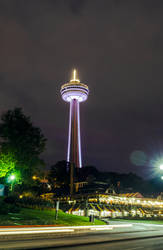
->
{"left": 0, "top": 221, "right": 163, "bottom": 249}
{"left": 54, "top": 237, "right": 163, "bottom": 250}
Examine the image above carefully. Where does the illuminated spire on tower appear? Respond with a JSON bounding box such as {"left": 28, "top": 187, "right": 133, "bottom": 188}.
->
{"left": 60, "top": 70, "right": 89, "bottom": 168}
{"left": 70, "top": 69, "right": 80, "bottom": 83}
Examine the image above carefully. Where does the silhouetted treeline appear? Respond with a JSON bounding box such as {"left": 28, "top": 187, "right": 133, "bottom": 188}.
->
{"left": 48, "top": 162, "right": 163, "bottom": 196}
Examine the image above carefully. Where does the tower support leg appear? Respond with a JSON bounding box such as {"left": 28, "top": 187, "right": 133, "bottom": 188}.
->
{"left": 67, "top": 99, "right": 82, "bottom": 168}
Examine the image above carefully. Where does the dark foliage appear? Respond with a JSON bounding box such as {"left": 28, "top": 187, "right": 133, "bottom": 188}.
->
{"left": 0, "top": 197, "right": 20, "bottom": 214}
{"left": 18, "top": 196, "right": 54, "bottom": 209}
{"left": 77, "top": 166, "right": 99, "bottom": 182}
{"left": 48, "top": 161, "right": 69, "bottom": 185}
{"left": 0, "top": 108, "right": 47, "bottom": 183}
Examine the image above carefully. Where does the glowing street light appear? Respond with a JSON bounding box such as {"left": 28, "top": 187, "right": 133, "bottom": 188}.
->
{"left": 8, "top": 174, "right": 16, "bottom": 191}
{"left": 9, "top": 174, "right": 16, "bottom": 181}
{"left": 161, "top": 176, "right": 163, "bottom": 180}
{"left": 160, "top": 165, "right": 163, "bottom": 170}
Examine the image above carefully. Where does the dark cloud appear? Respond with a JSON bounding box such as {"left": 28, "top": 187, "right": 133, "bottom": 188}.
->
{"left": 0, "top": 0, "right": 163, "bottom": 178}
{"left": 67, "top": 0, "right": 86, "bottom": 15}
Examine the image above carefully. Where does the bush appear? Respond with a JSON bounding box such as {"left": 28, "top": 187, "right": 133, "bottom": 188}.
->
{"left": 4, "top": 195, "right": 18, "bottom": 204}
{"left": 18, "top": 196, "right": 55, "bottom": 209}
{"left": 0, "top": 197, "right": 20, "bottom": 214}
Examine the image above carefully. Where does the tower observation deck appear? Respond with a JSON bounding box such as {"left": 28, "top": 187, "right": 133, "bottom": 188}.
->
{"left": 60, "top": 70, "right": 89, "bottom": 168}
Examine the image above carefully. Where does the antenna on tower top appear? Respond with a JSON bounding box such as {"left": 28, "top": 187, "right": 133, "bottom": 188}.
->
{"left": 70, "top": 69, "right": 80, "bottom": 82}
{"left": 73, "top": 69, "right": 76, "bottom": 80}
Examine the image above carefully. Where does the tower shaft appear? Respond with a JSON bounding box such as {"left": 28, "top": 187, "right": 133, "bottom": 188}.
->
{"left": 61, "top": 70, "right": 89, "bottom": 169}
{"left": 67, "top": 99, "right": 82, "bottom": 168}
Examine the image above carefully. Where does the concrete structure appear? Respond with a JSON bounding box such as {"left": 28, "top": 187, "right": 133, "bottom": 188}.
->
{"left": 61, "top": 70, "right": 89, "bottom": 168}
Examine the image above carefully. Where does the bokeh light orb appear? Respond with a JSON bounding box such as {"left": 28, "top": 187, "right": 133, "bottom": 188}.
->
{"left": 130, "top": 150, "right": 147, "bottom": 166}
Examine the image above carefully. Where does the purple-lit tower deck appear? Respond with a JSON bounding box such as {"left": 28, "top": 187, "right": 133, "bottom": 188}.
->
{"left": 60, "top": 70, "right": 89, "bottom": 168}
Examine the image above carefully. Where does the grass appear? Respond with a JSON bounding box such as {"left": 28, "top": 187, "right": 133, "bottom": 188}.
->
{"left": 110, "top": 218, "right": 163, "bottom": 225}
{"left": 0, "top": 208, "right": 105, "bottom": 226}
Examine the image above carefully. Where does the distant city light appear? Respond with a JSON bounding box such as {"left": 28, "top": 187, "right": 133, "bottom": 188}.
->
{"left": 161, "top": 176, "right": 163, "bottom": 180}
{"left": 160, "top": 165, "right": 163, "bottom": 170}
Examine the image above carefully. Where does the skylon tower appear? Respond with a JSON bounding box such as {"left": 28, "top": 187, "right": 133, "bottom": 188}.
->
{"left": 60, "top": 70, "right": 89, "bottom": 168}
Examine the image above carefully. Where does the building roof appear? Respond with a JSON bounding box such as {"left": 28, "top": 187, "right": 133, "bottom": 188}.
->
{"left": 120, "top": 192, "right": 144, "bottom": 198}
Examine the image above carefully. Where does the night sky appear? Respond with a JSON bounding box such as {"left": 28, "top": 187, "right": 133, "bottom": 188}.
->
{"left": 0, "top": 0, "right": 163, "bottom": 178}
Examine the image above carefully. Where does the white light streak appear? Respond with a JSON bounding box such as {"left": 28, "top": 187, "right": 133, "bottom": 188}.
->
{"left": 0, "top": 229, "right": 74, "bottom": 235}
{"left": 0, "top": 224, "right": 134, "bottom": 236}
{"left": 111, "top": 224, "right": 133, "bottom": 228}
{"left": 90, "top": 227, "right": 113, "bottom": 231}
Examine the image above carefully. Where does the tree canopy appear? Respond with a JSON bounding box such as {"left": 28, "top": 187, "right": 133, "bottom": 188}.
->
{"left": 48, "top": 161, "right": 69, "bottom": 185}
{"left": 0, "top": 151, "right": 16, "bottom": 178}
{"left": 0, "top": 108, "right": 47, "bottom": 182}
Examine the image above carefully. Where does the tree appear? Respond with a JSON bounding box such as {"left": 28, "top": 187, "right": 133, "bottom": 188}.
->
{"left": 0, "top": 151, "right": 16, "bottom": 178}
{"left": 78, "top": 166, "right": 99, "bottom": 181}
{"left": 48, "top": 161, "right": 69, "bottom": 186}
{"left": 0, "top": 108, "right": 47, "bottom": 183}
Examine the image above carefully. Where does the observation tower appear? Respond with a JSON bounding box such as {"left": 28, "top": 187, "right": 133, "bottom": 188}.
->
{"left": 60, "top": 70, "right": 89, "bottom": 168}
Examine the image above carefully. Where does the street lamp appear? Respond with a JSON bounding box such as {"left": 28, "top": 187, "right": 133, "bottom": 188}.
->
{"left": 8, "top": 174, "right": 16, "bottom": 191}
{"left": 9, "top": 175, "right": 16, "bottom": 181}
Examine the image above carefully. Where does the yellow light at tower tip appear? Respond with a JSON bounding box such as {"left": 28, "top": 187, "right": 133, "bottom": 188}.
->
{"left": 73, "top": 69, "right": 76, "bottom": 80}
{"left": 70, "top": 69, "right": 80, "bottom": 82}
